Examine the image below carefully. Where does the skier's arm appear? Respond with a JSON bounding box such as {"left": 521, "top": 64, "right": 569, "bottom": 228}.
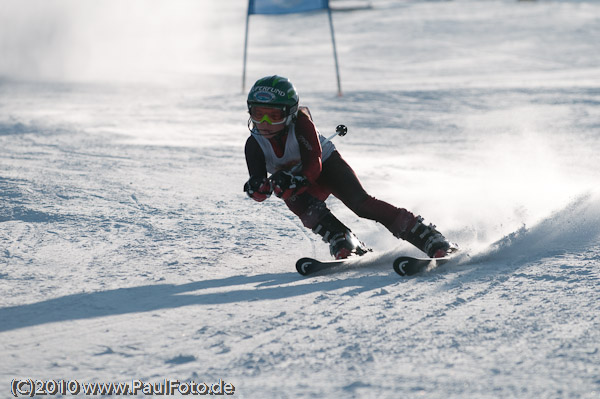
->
{"left": 245, "top": 136, "right": 267, "bottom": 178}
{"left": 244, "top": 136, "right": 272, "bottom": 202}
{"left": 269, "top": 109, "right": 320, "bottom": 200}
{"left": 295, "top": 109, "right": 323, "bottom": 183}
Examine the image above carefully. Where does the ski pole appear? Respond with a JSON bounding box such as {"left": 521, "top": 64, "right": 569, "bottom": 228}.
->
{"left": 323, "top": 124, "right": 347, "bottom": 146}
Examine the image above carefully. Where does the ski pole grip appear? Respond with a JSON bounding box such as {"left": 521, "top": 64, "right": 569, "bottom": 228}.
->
{"left": 322, "top": 124, "right": 347, "bottom": 146}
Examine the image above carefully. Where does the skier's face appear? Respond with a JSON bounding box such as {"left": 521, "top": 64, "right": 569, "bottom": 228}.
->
{"left": 251, "top": 106, "right": 286, "bottom": 138}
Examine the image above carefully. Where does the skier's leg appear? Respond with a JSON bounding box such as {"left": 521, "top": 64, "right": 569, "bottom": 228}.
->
{"left": 284, "top": 193, "right": 367, "bottom": 259}
{"left": 319, "top": 152, "right": 454, "bottom": 257}
{"left": 317, "top": 152, "right": 404, "bottom": 227}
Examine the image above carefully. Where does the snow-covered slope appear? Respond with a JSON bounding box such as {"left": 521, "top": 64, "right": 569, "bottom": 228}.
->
{"left": 1, "top": 0, "right": 599, "bottom": 398}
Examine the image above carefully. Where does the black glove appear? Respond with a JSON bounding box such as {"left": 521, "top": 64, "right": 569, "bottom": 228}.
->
{"left": 243, "top": 176, "right": 273, "bottom": 202}
{"left": 270, "top": 170, "right": 309, "bottom": 200}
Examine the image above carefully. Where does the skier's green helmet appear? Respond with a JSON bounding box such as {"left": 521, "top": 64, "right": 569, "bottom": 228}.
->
{"left": 247, "top": 75, "right": 299, "bottom": 128}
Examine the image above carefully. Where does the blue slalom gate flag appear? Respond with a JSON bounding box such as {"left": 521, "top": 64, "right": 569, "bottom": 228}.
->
{"left": 248, "top": 0, "right": 329, "bottom": 15}
{"left": 243, "top": 0, "right": 342, "bottom": 96}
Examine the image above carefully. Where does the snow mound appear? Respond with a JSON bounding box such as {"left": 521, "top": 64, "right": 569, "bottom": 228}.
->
{"left": 473, "top": 191, "right": 600, "bottom": 263}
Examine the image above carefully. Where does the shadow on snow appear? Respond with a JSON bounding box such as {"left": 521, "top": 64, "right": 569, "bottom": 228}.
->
{"left": 0, "top": 267, "right": 396, "bottom": 333}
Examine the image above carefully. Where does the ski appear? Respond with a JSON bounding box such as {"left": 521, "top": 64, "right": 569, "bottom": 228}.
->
{"left": 298, "top": 250, "right": 460, "bottom": 277}
{"left": 393, "top": 255, "right": 453, "bottom": 276}
{"left": 296, "top": 257, "right": 350, "bottom": 276}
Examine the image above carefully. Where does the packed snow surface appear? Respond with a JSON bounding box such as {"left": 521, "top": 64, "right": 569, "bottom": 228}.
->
{"left": 1, "top": 0, "right": 599, "bottom": 398}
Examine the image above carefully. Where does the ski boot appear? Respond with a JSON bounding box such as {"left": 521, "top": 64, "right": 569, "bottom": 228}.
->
{"left": 390, "top": 212, "right": 458, "bottom": 258}
{"left": 312, "top": 213, "right": 369, "bottom": 260}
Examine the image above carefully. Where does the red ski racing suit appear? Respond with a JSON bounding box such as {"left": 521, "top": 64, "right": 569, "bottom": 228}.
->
{"left": 244, "top": 108, "right": 415, "bottom": 236}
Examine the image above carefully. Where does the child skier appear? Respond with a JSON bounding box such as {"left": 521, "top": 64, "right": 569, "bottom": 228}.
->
{"left": 243, "top": 75, "right": 456, "bottom": 260}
